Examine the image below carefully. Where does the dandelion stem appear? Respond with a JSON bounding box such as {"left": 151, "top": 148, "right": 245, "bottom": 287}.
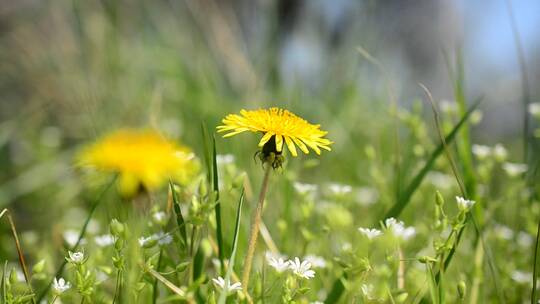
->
{"left": 241, "top": 164, "right": 272, "bottom": 292}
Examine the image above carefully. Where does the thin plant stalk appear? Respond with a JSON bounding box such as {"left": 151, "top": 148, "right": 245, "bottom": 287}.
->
{"left": 533, "top": 219, "right": 540, "bottom": 304}
{"left": 241, "top": 164, "right": 272, "bottom": 291}
{"left": 397, "top": 247, "right": 405, "bottom": 290}
{"left": 0, "top": 209, "right": 36, "bottom": 304}
{"left": 112, "top": 269, "right": 122, "bottom": 304}
{"left": 152, "top": 249, "right": 163, "bottom": 304}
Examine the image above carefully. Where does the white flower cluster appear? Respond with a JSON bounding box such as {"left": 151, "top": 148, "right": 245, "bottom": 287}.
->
{"left": 502, "top": 162, "right": 528, "bottom": 177}
{"left": 53, "top": 277, "right": 71, "bottom": 294}
{"left": 138, "top": 231, "right": 173, "bottom": 247}
{"left": 212, "top": 276, "right": 242, "bottom": 293}
{"left": 216, "top": 154, "right": 235, "bottom": 166}
{"left": 328, "top": 183, "right": 352, "bottom": 196}
{"left": 455, "top": 196, "right": 475, "bottom": 211}
{"left": 94, "top": 234, "right": 115, "bottom": 247}
{"left": 384, "top": 218, "right": 416, "bottom": 240}
{"left": 66, "top": 251, "right": 85, "bottom": 264}
{"left": 358, "top": 218, "right": 417, "bottom": 241}
{"left": 293, "top": 182, "right": 318, "bottom": 196}
{"left": 471, "top": 144, "right": 507, "bottom": 160}
{"left": 266, "top": 252, "right": 318, "bottom": 279}
{"left": 358, "top": 228, "right": 383, "bottom": 240}
{"left": 529, "top": 102, "right": 540, "bottom": 117}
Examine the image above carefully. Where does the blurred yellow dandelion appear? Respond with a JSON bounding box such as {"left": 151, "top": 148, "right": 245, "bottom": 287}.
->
{"left": 217, "top": 107, "right": 332, "bottom": 158}
{"left": 77, "top": 129, "right": 197, "bottom": 196}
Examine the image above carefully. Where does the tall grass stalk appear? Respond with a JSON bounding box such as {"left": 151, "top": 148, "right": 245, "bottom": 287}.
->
{"left": 241, "top": 164, "right": 272, "bottom": 292}
{"left": 0, "top": 209, "right": 35, "bottom": 304}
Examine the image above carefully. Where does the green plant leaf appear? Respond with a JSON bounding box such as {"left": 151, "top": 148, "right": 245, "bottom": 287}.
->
{"left": 324, "top": 273, "right": 347, "bottom": 303}
{"left": 212, "top": 135, "right": 225, "bottom": 276}
{"left": 170, "top": 181, "right": 187, "bottom": 249}
{"left": 218, "top": 189, "right": 244, "bottom": 304}
{"left": 383, "top": 98, "right": 481, "bottom": 220}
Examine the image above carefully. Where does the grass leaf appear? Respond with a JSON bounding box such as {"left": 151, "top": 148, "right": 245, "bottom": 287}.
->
{"left": 383, "top": 97, "right": 481, "bottom": 220}
{"left": 218, "top": 189, "right": 244, "bottom": 304}
{"left": 170, "top": 181, "right": 188, "bottom": 249}
{"left": 427, "top": 263, "right": 439, "bottom": 304}
{"left": 212, "top": 135, "right": 225, "bottom": 276}
{"left": 2, "top": 261, "right": 6, "bottom": 303}
{"left": 201, "top": 122, "right": 212, "bottom": 185}
{"left": 324, "top": 273, "right": 347, "bottom": 303}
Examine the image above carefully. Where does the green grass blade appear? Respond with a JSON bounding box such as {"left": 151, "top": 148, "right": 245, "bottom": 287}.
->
{"left": 192, "top": 246, "right": 205, "bottom": 282}
{"left": 324, "top": 273, "right": 347, "bottom": 303}
{"left": 36, "top": 175, "right": 116, "bottom": 303}
{"left": 201, "top": 122, "right": 224, "bottom": 274}
{"left": 533, "top": 216, "right": 540, "bottom": 304}
{"left": 383, "top": 98, "right": 481, "bottom": 220}
{"left": 2, "top": 261, "right": 6, "bottom": 303}
{"left": 427, "top": 264, "right": 439, "bottom": 304}
{"left": 218, "top": 189, "right": 244, "bottom": 304}
{"left": 212, "top": 135, "right": 225, "bottom": 276}
{"left": 443, "top": 49, "right": 478, "bottom": 208}
{"left": 201, "top": 122, "right": 212, "bottom": 184}
{"left": 170, "top": 181, "right": 188, "bottom": 250}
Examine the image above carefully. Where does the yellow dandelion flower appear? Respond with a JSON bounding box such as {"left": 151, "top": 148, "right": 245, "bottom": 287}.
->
{"left": 217, "top": 107, "right": 332, "bottom": 161}
{"left": 77, "top": 129, "right": 197, "bottom": 197}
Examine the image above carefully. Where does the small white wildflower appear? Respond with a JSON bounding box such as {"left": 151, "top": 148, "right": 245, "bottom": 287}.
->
{"left": 511, "top": 270, "right": 531, "bottom": 284}
{"left": 14, "top": 270, "right": 24, "bottom": 282}
{"left": 361, "top": 283, "right": 374, "bottom": 300}
{"left": 63, "top": 230, "right": 86, "bottom": 247}
{"left": 328, "top": 183, "right": 352, "bottom": 196}
{"left": 152, "top": 211, "right": 167, "bottom": 223}
{"left": 440, "top": 100, "right": 457, "bottom": 113}
{"left": 518, "top": 232, "right": 533, "bottom": 248}
{"left": 66, "top": 251, "right": 84, "bottom": 264}
{"left": 356, "top": 187, "right": 378, "bottom": 205}
{"left": 138, "top": 236, "right": 154, "bottom": 247}
{"left": 154, "top": 232, "right": 173, "bottom": 245}
{"left": 216, "top": 154, "right": 235, "bottom": 166}
{"left": 311, "top": 302, "right": 324, "bottom": 304}
{"left": 265, "top": 251, "right": 287, "bottom": 260}
{"left": 529, "top": 102, "right": 540, "bottom": 117}
{"left": 358, "top": 227, "right": 383, "bottom": 240}
{"left": 293, "top": 182, "right": 318, "bottom": 196}
{"left": 493, "top": 224, "right": 514, "bottom": 240}
{"left": 94, "top": 234, "right": 115, "bottom": 247}
{"left": 304, "top": 255, "right": 327, "bottom": 268}
{"left": 288, "top": 257, "right": 315, "bottom": 279}
{"left": 427, "top": 172, "right": 454, "bottom": 190}
{"left": 53, "top": 277, "right": 71, "bottom": 294}
{"left": 456, "top": 196, "right": 476, "bottom": 211}
{"left": 493, "top": 144, "right": 508, "bottom": 161}
{"left": 502, "top": 162, "right": 528, "bottom": 177}
{"left": 400, "top": 227, "right": 416, "bottom": 240}
{"left": 267, "top": 256, "right": 289, "bottom": 273}
{"left": 472, "top": 144, "right": 491, "bottom": 159}
{"left": 96, "top": 270, "right": 109, "bottom": 283}
{"left": 212, "top": 276, "right": 242, "bottom": 293}
{"left": 385, "top": 218, "right": 416, "bottom": 240}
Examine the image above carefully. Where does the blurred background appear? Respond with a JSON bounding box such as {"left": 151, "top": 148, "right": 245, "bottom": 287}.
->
{"left": 0, "top": 0, "right": 539, "bottom": 261}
